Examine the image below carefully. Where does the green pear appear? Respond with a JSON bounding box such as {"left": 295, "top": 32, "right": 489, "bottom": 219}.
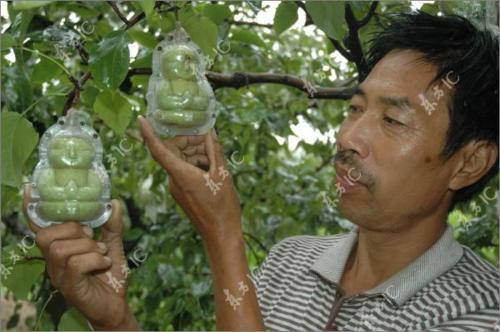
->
{"left": 154, "top": 109, "right": 209, "bottom": 127}
{"left": 36, "top": 135, "right": 105, "bottom": 222}
{"left": 161, "top": 45, "right": 199, "bottom": 80}
{"left": 39, "top": 201, "right": 103, "bottom": 221}
{"left": 48, "top": 136, "right": 95, "bottom": 169}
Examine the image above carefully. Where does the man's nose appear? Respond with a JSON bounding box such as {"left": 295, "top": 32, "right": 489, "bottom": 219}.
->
{"left": 336, "top": 114, "right": 371, "bottom": 160}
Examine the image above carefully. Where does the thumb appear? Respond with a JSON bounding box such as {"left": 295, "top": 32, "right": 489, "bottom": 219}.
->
{"left": 22, "top": 185, "right": 41, "bottom": 233}
{"left": 99, "top": 199, "right": 124, "bottom": 248}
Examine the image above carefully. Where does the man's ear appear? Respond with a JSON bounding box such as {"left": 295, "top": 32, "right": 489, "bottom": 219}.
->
{"left": 449, "top": 140, "right": 498, "bottom": 191}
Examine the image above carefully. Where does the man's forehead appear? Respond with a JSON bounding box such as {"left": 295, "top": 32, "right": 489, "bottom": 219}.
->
{"left": 355, "top": 50, "right": 453, "bottom": 116}
{"left": 365, "top": 50, "right": 439, "bottom": 94}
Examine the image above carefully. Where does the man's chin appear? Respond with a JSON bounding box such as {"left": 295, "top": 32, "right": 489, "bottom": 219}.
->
{"left": 337, "top": 199, "right": 373, "bottom": 225}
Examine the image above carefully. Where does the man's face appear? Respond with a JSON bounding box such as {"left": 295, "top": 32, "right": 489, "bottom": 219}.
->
{"left": 335, "top": 49, "right": 457, "bottom": 230}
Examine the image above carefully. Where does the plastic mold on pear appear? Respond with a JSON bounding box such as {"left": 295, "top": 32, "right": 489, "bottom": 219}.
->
{"left": 27, "top": 109, "right": 112, "bottom": 228}
{"left": 146, "top": 25, "right": 217, "bottom": 137}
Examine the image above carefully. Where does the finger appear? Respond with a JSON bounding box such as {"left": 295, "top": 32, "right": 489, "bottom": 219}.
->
{"left": 205, "top": 129, "right": 226, "bottom": 175}
{"left": 48, "top": 237, "right": 107, "bottom": 269}
{"left": 167, "top": 135, "right": 206, "bottom": 150}
{"left": 185, "top": 155, "right": 209, "bottom": 168}
{"left": 98, "top": 200, "right": 127, "bottom": 275}
{"left": 138, "top": 115, "right": 186, "bottom": 177}
{"left": 36, "top": 222, "right": 93, "bottom": 257}
{"left": 182, "top": 143, "right": 206, "bottom": 157}
{"left": 65, "top": 252, "right": 112, "bottom": 280}
{"left": 23, "top": 185, "right": 41, "bottom": 233}
{"left": 100, "top": 200, "right": 123, "bottom": 245}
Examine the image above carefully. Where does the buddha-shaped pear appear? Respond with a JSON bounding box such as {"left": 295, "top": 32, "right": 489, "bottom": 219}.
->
{"left": 27, "top": 109, "right": 112, "bottom": 228}
{"left": 146, "top": 26, "right": 216, "bottom": 136}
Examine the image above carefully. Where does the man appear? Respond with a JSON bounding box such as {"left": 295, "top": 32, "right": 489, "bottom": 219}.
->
{"left": 23, "top": 10, "right": 498, "bottom": 331}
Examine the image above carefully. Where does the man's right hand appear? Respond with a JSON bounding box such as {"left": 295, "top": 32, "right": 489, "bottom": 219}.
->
{"left": 23, "top": 188, "right": 140, "bottom": 331}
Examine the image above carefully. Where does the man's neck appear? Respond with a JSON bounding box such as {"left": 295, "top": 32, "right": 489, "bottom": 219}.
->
{"left": 339, "top": 218, "right": 446, "bottom": 296}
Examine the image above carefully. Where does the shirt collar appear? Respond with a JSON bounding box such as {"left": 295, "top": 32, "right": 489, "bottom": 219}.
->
{"left": 310, "top": 223, "right": 464, "bottom": 307}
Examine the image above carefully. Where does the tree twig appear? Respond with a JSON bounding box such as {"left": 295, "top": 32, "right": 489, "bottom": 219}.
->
{"left": 344, "top": 3, "right": 369, "bottom": 78}
{"left": 107, "top": 1, "right": 129, "bottom": 25}
{"left": 299, "top": 1, "right": 379, "bottom": 80}
{"left": 328, "top": 37, "right": 352, "bottom": 61}
{"left": 227, "top": 19, "right": 273, "bottom": 28}
{"left": 127, "top": 68, "right": 356, "bottom": 99}
{"left": 107, "top": 1, "right": 147, "bottom": 30}
{"left": 358, "top": 1, "right": 379, "bottom": 28}
{"left": 294, "top": 1, "right": 313, "bottom": 26}
{"left": 63, "top": 72, "right": 92, "bottom": 113}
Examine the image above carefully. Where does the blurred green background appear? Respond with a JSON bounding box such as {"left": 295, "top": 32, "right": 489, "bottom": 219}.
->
{"left": 1, "top": 0, "right": 498, "bottom": 330}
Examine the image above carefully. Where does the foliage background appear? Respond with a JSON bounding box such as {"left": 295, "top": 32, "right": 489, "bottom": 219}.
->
{"left": 0, "top": 0, "right": 498, "bottom": 330}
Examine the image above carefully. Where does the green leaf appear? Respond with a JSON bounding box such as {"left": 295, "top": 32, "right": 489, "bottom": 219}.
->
{"left": 2, "top": 258, "right": 44, "bottom": 300}
{"left": 274, "top": 2, "right": 298, "bottom": 35}
{"left": 130, "top": 50, "right": 152, "bottom": 68}
{"left": 1, "top": 33, "right": 16, "bottom": 49}
{"left": 80, "top": 84, "right": 100, "bottom": 107}
{"left": 203, "top": 4, "right": 232, "bottom": 25}
{"left": 231, "top": 28, "right": 266, "bottom": 48}
{"left": 305, "top": 1, "right": 346, "bottom": 41}
{"left": 9, "top": 11, "right": 33, "bottom": 41}
{"left": 421, "top": 3, "right": 439, "bottom": 15}
{"left": 127, "top": 29, "right": 157, "bottom": 49}
{"left": 4, "top": 66, "right": 33, "bottom": 113}
{"left": 12, "top": 0, "right": 53, "bottom": 10}
{"left": 349, "top": 1, "right": 371, "bottom": 21}
{"left": 1, "top": 112, "right": 39, "bottom": 188}
{"left": 31, "top": 57, "right": 63, "bottom": 83}
{"left": 93, "top": 89, "right": 133, "bottom": 135}
{"left": 58, "top": 308, "right": 91, "bottom": 331}
{"left": 182, "top": 15, "right": 218, "bottom": 58}
{"left": 161, "top": 15, "right": 177, "bottom": 34}
{"left": 139, "top": 0, "right": 155, "bottom": 17}
{"left": 89, "top": 31, "right": 131, "bottom": 90}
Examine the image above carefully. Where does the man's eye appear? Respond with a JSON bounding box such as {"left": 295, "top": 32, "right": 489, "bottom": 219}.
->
{"left": 384, "top": 116, "right": 404, "bottom": 126}
{"left": 349, "top": 105, "right": 362, "bottom": 113}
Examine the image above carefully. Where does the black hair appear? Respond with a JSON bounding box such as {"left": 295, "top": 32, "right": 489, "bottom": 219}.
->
{"left": 364, "top": 10, "right": 499, "bottom": 212}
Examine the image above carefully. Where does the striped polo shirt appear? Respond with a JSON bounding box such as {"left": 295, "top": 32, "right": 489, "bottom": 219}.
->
{"left": 252, "top": 223, "right": 500, "bottom": 331}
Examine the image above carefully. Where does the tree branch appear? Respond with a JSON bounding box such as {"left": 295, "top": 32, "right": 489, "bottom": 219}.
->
{"left": 128, "top": 68, "right": 355, "bottom": 99}
{"left": 227, "top": 19, "right": 273, "bottom": 28}
{"left": 294, "top": 1, "right": 313, "bottom": 26}
{"left": 344, "top": 3, "right": 369, "bottom": 78}
{"left": 328, "top": 37, "right": 353, "bottom": 61}
{"left": 358, "top": 1, "right": 379, "bottom": 28}
{"left": 107, "top": 1, "right": 129, "bottom": 25}
{"left": 63, "top": 72, "right": 92, "bottom": 113}
{"left": 107, "top": 1, "right": 147, "bottom": 30}
{"left": 299, "top": 1, "right": 379, "bottom": 80}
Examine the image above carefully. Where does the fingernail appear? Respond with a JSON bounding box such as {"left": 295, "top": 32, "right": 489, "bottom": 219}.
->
{"left": 97, "top": 242, "right": 107, "bottom": 252}
{"left": 103, "top": 256, "right": 112, "bottom": 263}
{"left": 83, "top": 226, "right": 93, "bottom": 237}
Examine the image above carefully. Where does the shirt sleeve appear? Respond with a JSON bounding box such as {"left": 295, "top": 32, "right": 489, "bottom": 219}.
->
{"left": 248, "top": 237, "right": 298, "bottom": 304}
{"left": 426, "top": 308, "right": 500, "bottom": 331}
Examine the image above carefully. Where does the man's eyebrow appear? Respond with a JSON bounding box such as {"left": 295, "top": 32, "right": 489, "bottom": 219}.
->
{"left": 351, "top": 86, "right": 414, "bottom": 113}
{"left": 352, "top": 86, "right": 366, "bottom": 98}
{"left": 379, "top": 96, "right": 414, "bottom": 112}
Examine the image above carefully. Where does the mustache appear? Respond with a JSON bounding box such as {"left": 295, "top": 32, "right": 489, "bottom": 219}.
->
{"left": 333, "top": 148, "right": 376, "bottom": 189}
